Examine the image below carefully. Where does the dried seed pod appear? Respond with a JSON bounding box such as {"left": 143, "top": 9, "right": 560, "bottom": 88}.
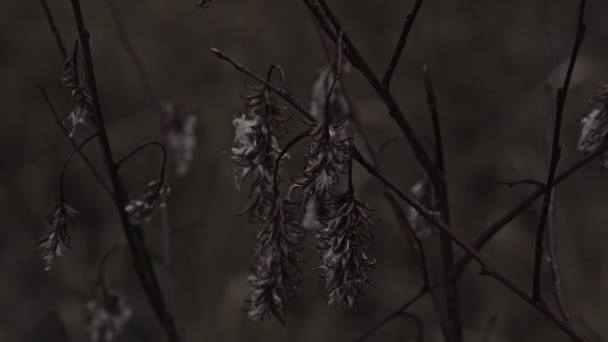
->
{"left": 247, "top": 197, "right": 304, "bottom": 323}
{"left": 231, "top": 86, "right": 290, "bottom": 222}
{"left": 85, "top": 284, "right": 132, "bottom": 342}
{"left": 35, "top": 201, "right": 77, "bottom": 271}
{"left": 125, "top": 181, "right": 170, "bottom": 226}
{"left": 161, "top": 101, "right": 198, "bottom": 176}
{"left": 577, "top": 85, "right": 608, "bottom": 167}
{"left": 288, "top": 120, "right": 350, "bottom": 202}
{"left": 317, "top": 191, "right": 375, "bottom": 308}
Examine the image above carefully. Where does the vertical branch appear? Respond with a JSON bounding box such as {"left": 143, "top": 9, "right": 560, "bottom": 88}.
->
{"left": 532, "top": 0, "right": 586, "bottom": 302}
{"left": 67, "top": 1, "right": 182, "bottom": 341}
{"left": 543, "top": 79, "right": 573, "bottom": 322}
{"left": 423, "top": 64, "right": 461, "bottom": 341}
{"left": 382, "top": 0, "right": 425, "bottom": 89}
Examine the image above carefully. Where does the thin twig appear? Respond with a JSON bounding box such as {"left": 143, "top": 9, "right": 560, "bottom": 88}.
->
{"left": 382, "top": 0, "right": 425, "bottom": 89}
{"left": 39, "top": 87, "right": 115, "bottom": 200}
{"left": 353, "top": 288, "right": 427, "bottom": 342}
{"left": 40, "top": 0, "right": 68, "bottom": 60}
{"left": 59, "top": 132, "right": 99, "bottom": 202}
{"left": 532, "top": 0, "right": 586, "bottom": 302}
{"left": 497, "top": 179, "right": 545, "bottom": 188}
{"left": 423, "top": 64, "right": 461, "bottom": 341}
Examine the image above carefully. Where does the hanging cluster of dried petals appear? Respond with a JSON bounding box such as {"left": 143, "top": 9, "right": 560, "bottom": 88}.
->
{"left": 317, "top": 191, "right": 375, "bottom": 308}
{"left": 161, "top": 101, "right": 198, "bottom": 176}
{"left": 59, "top": 46, "right": 94, "bottom": 137}
{"left": 248, "top": 197, "right": 304, "bottom": 323}
{"left": 85, "top": 283, "right": 132, "bottom": 342}
{"left": 231, "top": 86, "right": 289, "bottom": 222}
{"left": 35, "top": 201, "right": 77, "bottom": 271}
{"left": 406, "top": 180, "right": 435, "bottom": 238}
{"left": 125, "top": 181, "right": 170, "bottom": 226}
{"left": 288, "top": 121, "right": 351, "bottom": 202}
{"left": 577, "top": 85, "right": 608, "bottom": 167}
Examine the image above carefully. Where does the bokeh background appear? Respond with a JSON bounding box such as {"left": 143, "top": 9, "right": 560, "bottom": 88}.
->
{"left": 2, "top": 0, "right": 608, "bottom": 341}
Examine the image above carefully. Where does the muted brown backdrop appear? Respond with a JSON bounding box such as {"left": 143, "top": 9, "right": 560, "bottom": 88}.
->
{"left": 2, "top": 0, "right": 608, "bottom": 341}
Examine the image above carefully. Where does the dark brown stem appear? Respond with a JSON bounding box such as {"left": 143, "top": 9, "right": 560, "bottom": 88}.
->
{"left": 265, "top": 64, "right": 292, "bottom": 95}
{"left": 68, "top": 1, "right": 182, "bottom": 341}
{"left": 382, "top": 0, "right": 425, "bottom": 89}
{"left": 40, "top": 0, "right": 67, "bottom": 60}
{"left": 543, "top": 79, "right": 573, "bottom": 322}
{"left": 532, "top": 0, "right": 586, "bottom": 302}
{"left": 423, "top": 64, "right": 462, "bottom": 341}
{"left": 272, "top": 131, "right": 308, "bottom": 198}
{"left": 116, "top": 141, "right": 168, "bottom": 188}
{"left": 352, "top": 288, "right": 427, "bottom": 342}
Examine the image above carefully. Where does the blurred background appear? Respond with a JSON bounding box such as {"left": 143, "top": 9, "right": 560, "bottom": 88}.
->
{"left": 2, "top": 0, "right": 608, "bottom": 341}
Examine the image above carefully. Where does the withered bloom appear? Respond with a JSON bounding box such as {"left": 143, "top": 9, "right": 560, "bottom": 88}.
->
{"left": 35, "top": 201, "right": 77, "bottom": 271}
{"left": 317, "top": 191, "right": 375, "bottom": 308}
{"left": 85, "top": 283, "right": 132, "bottom": 342}
{"left": 231, "top": 86, "right": 289, "bottom": 222}
{"left": 577, "top": 85, "right": 608, "bottom": 167}
{"left": 161, "top": 101, "right": 198, "bottom": 176}
{"left": 406, "top": 180, "right": 435, "bottom": 238}
{"left": 288, "top": 121, "right": 350, "bottom": 202}
{"left": 310, "top": 66, "right": 350, "bottom": 122}
{"left": 125, "top": 181, "right": 170, "bottom": 226}
{"left": 60, "top": 49, "right": 94, "bottom": 137}
{"left": 248, "top": 197, "right": 304, "bottom": 323}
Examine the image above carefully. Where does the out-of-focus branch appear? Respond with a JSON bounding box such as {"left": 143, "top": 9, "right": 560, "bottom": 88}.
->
{"left": 423, "top": 64, "right": 462, "bottom": 342}
{"left": 532, "top": 0, "right": 586, "bottom": 302}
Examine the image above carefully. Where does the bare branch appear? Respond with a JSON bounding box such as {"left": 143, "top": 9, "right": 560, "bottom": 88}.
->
{"left": 532, "top": 0, "right": 586, "bottom": 302}
{"left": 382, "top": 0, "right": 425, "bottom": 89}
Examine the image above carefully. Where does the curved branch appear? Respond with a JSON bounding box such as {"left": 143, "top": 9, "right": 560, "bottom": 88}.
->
{"left": 116, "top": 141, "right": 168, "bottom": 188}
{"left": 272, "top": 131, "right": 308, "bottom": 197}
